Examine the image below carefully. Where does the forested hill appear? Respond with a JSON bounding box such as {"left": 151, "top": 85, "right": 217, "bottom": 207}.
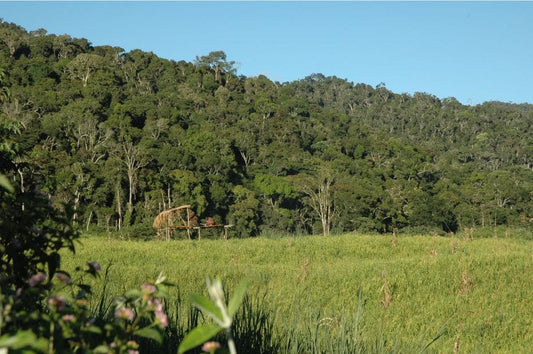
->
{"left": 1, "top": 20, "right": 532, "bottom": 237}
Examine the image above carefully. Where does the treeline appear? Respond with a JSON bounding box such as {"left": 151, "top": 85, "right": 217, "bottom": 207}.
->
{"left": 1, "top": 20, "right": 532, "bottom": 237}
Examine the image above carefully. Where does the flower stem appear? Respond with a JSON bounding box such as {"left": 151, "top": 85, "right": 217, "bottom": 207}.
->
{"left": 226, "top": 328, "right": 237, "bottom": 354}
{"left": 48, "top": 320, "right": 55, "bottom": 354}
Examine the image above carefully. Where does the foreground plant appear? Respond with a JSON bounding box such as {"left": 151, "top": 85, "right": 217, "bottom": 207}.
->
{"left": 103, "top": 272, "right": 172, "bottom": 353}
{"left": 178, "top": 277, "right": 248, "bottom": 354}
{"left": 0, "top": 259, "right": 173, "bottom": 353}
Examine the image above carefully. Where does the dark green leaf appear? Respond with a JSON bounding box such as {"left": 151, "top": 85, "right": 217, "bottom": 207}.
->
{"left": 0, "top": 174, "right": 14, "bottom": 193}
{"left": 134, "top": 327, "right": 162, "bottom": 344}
{"left": 82, "top": 325, "right": 102, "bottom": 335}
{"left": 93, "top": 345, "right": 111, "bottom": 353}
{"left": 190, "top": 293, "right": 223, "bottom": 323}
{"left": 228, "top": 279, "right": 248, "bottom": 318}
{"left": 178, "top": 324, "right": 221, "bottom": 354}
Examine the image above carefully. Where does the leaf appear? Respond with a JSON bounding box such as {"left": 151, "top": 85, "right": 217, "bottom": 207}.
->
{"left": 93, "top": 345, "right": 111, "bottom": 353}
{"left": 125, "top": 289, "right": 141, "bottom": 298}
{"left": 190, "top": 293, "right": 223, "bottom": 324}
{"left": 178, "top": 324, "right": 221, "bottom": 354}
{"left": 0, "top": 330, "right": 47, "bottom": 351}
{"left": 421, "top": 321, "right": 448, "bottom": 352}
{"left": 155, "top": 284, "right": 169, "bottom": 297}
{"left": 155, "top": 271, "right": 167, "bottom": 284}
{"left": 0, "top": 333, "right": 30, "bottom": 348}
{"left": 228, "top": 279, "right": 248, "bottom": 318}
{"left": 32, "top": 338, "right": 49, "bottom": 353}
{"left": 82, "top": 325, "right": 102, "bottom": 335}
{"left": 134, "top": 327, "right": 162, "bottom": 344}
{"left": 0, "top": 174, "right": 14, "bottom": 193}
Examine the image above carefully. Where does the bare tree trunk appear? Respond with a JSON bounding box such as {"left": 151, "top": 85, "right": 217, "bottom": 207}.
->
{"left": 303, "top": 172, "right": 334, "bottom": 236}
{"left": 160, "top": 189, "right": 166, "bottom": 211}
{"left": 17, "top": 168, "right": 24, "bottom": 211}
{"left": 121, "top": 141, "right": 147, "bottom": 216}
{"left": 72, "top": 187, "right": 81, "bottom": 225}
{"left": 116, "top": 184, "right": 122, "bottom": 230}
{"left": 105, "top": 215, "right": 111, "bottom": 232}
{"left": 86, "top": 210, "right": 93, "bottom": 231}
{"left": 128, "top": 170, "right": 134, "bottom": 208}
{"left": 167, "top": 184, "right": 171, "bottom": 208}
{"left": 239, "top": 150, "right": 252, "bottom": 167}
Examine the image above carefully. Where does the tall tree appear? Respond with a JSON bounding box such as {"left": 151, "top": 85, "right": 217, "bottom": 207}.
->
{"left": 67, "top": 53, "right": 104, "bottom": 87}
{"left": 294, "top": 165, "right": 336, "bottom": 236}
{"left": 194, "top": 50, "right": 235, "bottom": 82}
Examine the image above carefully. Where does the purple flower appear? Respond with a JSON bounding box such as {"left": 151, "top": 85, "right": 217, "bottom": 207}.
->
{"left": 28, "top": 272, "right": 47, "bottom": 287}
{"left": 155, "top": 310, "right": 168, "bottom": 329}
{"left": 141, "top": 283, "right": 157, "bottom": 294}
{"left": 87, "top": 261, "right": 101, "bottom": 272}
{"left": 141, "top": 283, "right": 157, "bottom": 300}
{"left": 55, "top": 272, "right": 71, "bottom": 284}
{"left": 147, "top": 298, "right": 163, "bottom": 312}
{"left": 202, "top": 341, "right": 221, "bottom": 353}
{"left": 115, "top": 307, "right": 135, "bottom": 322}
{"left": 48, "top": 295, "right": 67, "bottom": 311}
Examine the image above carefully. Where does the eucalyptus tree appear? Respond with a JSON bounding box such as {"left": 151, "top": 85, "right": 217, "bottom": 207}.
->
{"left": 66, "top": 53, "right": 105, "bottom": 87}
{"left": 0, "top": 21, "right": 28, "bottom": 57}
{"left": 194, "top": 50, "right": 236, "bottom": 83}
{"left": 289, "top": 162, "right": 337, "bottom": 236}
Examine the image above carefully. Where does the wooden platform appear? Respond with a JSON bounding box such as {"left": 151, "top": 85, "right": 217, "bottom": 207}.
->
{"left": 153, "top": 205, "right": 232, "bottom": 240}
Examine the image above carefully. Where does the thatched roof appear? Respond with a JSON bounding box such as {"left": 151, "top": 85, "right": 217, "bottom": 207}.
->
{"left": 153, "top": 205, "right": 193, "bottom": 230}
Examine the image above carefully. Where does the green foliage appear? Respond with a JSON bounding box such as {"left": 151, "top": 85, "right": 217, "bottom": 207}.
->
{"left": 0, "top": 174, "right": 13, "bottom": 193}
{"left": 0, "top": 76, "right": 79, "bottom": 288}
{"left": 228, "top": 185, "right": 260, "bottom": 237}
{"left": 1, "top": 64, "right": 171, "bottom": 353}
{"left": 178, "top": 277, "right": 248, "bottom": 354}
{"left": 194, "top": 51, "right": 236, "bottom": 82}
{"left": 1, "top": 20, "right": 533, "bottom": 238}
{"left": 1, "top": 21, "right": 531, "bottom": 351}
{"left": 178, "top": 324, "right": 221, "bottom": 354}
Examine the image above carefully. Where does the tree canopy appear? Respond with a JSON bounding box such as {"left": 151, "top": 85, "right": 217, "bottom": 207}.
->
{"left": 1, "top": 19, "right": 532, "bottom": 237}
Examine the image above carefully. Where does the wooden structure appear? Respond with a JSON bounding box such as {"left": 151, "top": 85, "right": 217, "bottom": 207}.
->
{"left": 153, "top": 205, "right": 232, "bottom": 241}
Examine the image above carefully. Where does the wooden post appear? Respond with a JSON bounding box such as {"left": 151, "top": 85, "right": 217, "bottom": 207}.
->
{"left": 224, "top": 225, "right": 228, "bottom": 240}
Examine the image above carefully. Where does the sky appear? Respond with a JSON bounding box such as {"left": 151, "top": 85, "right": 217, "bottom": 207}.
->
{"left": 0, "top": 1, "right": 532, "bottom": 105}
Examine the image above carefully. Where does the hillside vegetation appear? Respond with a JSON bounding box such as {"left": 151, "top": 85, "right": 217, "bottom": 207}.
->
{"left": 1, "top": 19, "right": 533, "bottom": 237}
{"left": 61, "top": 233, "right": 533, "bottom": 352}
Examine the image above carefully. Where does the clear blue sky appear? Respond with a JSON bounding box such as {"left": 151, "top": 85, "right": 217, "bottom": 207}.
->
{"left": 1, "top": 1, "right": 532, "bottom": 105}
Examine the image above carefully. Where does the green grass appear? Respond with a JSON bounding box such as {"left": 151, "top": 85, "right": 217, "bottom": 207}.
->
{"left": 62, "top": 231, "right": 533, "bottom": 353}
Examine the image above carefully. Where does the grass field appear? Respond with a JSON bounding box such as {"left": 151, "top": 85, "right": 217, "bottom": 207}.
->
{"left": 61, "top": 230, "right": 533, "bottom": 353}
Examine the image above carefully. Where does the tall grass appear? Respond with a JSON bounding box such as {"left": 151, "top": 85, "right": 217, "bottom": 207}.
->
{"left": 61, "top": 230, "right": 533, "bottom": 352}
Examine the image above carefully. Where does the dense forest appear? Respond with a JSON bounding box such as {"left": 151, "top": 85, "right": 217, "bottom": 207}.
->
{"left": 1, "top": 20, "right": 532, "bottom": 237}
